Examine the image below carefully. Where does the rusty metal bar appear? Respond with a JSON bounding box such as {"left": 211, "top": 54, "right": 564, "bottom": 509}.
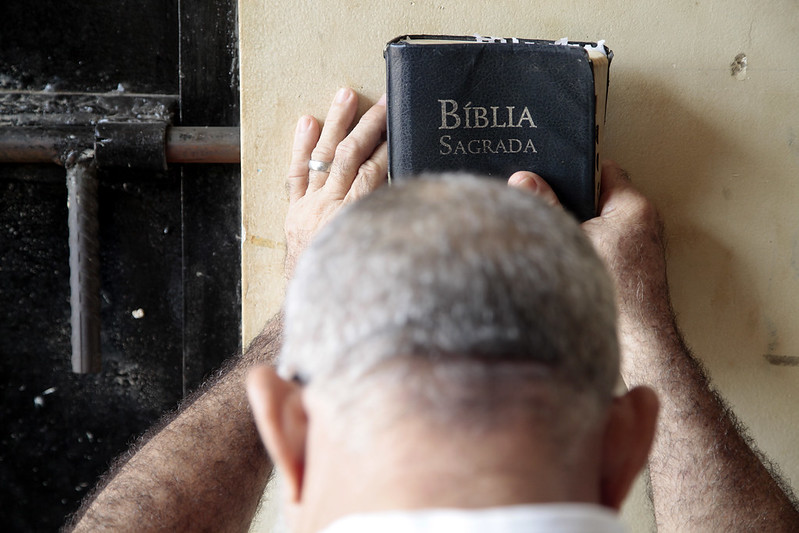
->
{"left": 0, "top": 126, "right": 93, "bottom": 164}
{"left": 165, "top": 127, "right": 240, "bottom": 164}
{"left": 0, "top": 126, "right": 240, "bottom": 165}
{"left": 0, "top": 124, "right": 240, "bottom": 374}
{"left": 66, "top": 150, "right": 102, "bottom": 373}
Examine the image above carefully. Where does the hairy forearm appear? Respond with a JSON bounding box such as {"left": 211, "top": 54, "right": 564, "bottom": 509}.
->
{"left": 619, "top": 303, "right": 799, "bottom": 532}
{"left": 67, "top": 316, "right": 282, "bottom": 532}
{"left": 583, "top": 165, "right": 798, "bottom": 530}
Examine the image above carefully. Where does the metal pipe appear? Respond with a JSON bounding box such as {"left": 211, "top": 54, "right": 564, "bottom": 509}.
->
{"left": 0, "top": 126, "right": 93, "bottom": 164}
{"left": 165, "top": 127, "right": 240, "bottom": 164}
{"left": 0, "top": 124, "right": 240, "bottom": 374}
{"left": 66, "top": 150, "right": 102, "bottom": 373}
{"left": 0, "top": 126, "right": 240, "bottom": 165}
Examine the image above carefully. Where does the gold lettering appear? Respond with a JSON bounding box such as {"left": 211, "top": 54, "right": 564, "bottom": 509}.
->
{"left": 473, "top": 107, "right": 489, "bottom": 128}
{"left": 438, "top": 100, "right": 537, "bottom": 131}
{"left": 516, "top": 107, "right": 537, "bottom": 128}
{"left": 490, "top": 106, "right": 507, "bottom": 128}
{"left": 438, "top": 100, "right": 460, "bottom": 129}
{"left": 435, "top": 135, "right": 537, "bottom": 156}
{"left": 506, "top": 106, "right": 516, "bottom": 128}
{"left": 439, "top": 135, "right": 452, "bottom": 155}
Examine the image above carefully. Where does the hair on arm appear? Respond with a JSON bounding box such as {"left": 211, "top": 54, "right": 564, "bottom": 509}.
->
{"left": 65, "top": 315, "right": 282, "bottom": 532}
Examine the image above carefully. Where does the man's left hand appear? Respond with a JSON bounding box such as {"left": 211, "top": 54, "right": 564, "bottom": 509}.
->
{"left": 285, "top": 88, "right": 388, "bottom": 277}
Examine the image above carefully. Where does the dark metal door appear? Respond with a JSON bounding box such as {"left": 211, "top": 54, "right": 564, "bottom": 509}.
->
{"left": 0, "top": 1, "right": 241, "bottom": 529}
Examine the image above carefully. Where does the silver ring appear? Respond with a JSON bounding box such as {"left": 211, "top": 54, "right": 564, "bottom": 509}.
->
{"left": 308, "top": 159, "right": 333, "bottom": 173}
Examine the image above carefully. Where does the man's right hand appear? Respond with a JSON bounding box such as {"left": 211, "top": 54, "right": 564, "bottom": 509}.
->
{"left": 511, "top": 162, "right": 799, "bottom": 531}
{"left": 581, "top": 161, "right": 671, "bottom": 327}
{"left": 580, "top": 161, "right": 676, "bottom": 383}
{"left": 510, "top": 161, "right": 674, "bottom": 383}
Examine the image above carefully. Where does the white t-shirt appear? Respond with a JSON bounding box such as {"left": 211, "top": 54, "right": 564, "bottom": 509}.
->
{"left": 319, "top": 503, "right": 626, "bottom": 533}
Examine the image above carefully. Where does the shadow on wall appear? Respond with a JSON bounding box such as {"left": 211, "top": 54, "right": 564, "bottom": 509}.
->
{"left": 606, "top": 70, "right": 748, "bottom": 208}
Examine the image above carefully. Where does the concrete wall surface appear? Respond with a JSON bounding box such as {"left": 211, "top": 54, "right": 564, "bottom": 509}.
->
{"left": 239, "top": 1, "right": 799, "bottom": 530}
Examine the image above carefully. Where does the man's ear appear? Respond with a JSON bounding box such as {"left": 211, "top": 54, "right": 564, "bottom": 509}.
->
{"left": 599, "top": 385, "right": 659, "bottom": 510}
{"left": 246, "top": 366, "right": 308, "bottom": 503}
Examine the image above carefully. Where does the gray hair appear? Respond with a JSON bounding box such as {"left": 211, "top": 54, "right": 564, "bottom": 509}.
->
{"left": 280, "top": 175, "right": 618, "bottom": 431}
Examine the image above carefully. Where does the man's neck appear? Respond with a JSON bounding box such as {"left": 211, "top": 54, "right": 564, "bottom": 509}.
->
{"left": 296, "top": 419, "right": 602, "bottom": 533}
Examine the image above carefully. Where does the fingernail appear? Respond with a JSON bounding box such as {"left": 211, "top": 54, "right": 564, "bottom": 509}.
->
{"left": 509, "top": 173, "right": 538, "bottom": 191}
{"left": 297, "top": 116, "right": 312, "bottom": 133}
{"left": 377, "top": 93, "right": 386, "bottom": 106}
{"left": 335, "top": 87, "right": 351, "bottom": 103}
{"left": 520, "top": 176, "right": 538, "bottom": 191}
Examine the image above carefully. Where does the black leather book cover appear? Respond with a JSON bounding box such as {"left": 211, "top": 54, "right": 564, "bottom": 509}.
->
{"left": 385, "top": 35, "right": 610, "bottom": 221}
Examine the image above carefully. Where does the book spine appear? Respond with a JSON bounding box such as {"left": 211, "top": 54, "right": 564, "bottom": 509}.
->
{"left": 385, "top": 45, "right": 407, "bottom": 182}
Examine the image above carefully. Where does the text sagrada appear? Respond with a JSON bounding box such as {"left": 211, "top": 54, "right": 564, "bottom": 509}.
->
{"left": 437, "top": 99, "right": 538, "bottom": 156}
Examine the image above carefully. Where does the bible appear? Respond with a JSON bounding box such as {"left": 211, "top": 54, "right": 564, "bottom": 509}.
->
{"left": 384, "top": 35, "right": 612, "bottom": 221}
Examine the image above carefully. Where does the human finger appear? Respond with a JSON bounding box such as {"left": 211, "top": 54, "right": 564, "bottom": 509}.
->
{"left": 344, "top": 140, "right": 388, "bottom": 203}
{"left": 308, "top": 88, "right": 359, "bottom": 192}
{"left": 507, "top": 171, "right": 561, "bottom": 208}
{"left": 583, "top": 160, "right": 664, "bottom": 259}
{"left": 287, "top": 115, "right": 320, "bottom": 202}
{"left": 595, "top": 160, "right": 647, "bottom": 219}
{"left": 327, "top": 94, "right": 388, "bottom": 199}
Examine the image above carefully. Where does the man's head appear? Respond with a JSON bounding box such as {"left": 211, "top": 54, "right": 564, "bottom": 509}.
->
{"left": 248, "top": 176, "right": 657, "bottom": 532}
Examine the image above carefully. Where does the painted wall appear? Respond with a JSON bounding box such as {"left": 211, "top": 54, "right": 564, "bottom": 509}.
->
{"left": 239, "top": 1, "right": 799, "bottom": 529}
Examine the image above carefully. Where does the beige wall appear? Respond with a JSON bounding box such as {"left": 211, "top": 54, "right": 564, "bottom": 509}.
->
{"left": 239, "top": 1, "right": 799, "bottom": 529}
